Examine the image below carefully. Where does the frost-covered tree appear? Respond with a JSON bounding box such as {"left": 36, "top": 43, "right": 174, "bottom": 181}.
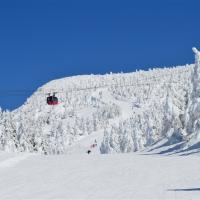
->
{"left": 0, "top": 50, "right": 194, "bottom": 154}
{"left": 184, "top": 48, "right": 200, "bottom": 144}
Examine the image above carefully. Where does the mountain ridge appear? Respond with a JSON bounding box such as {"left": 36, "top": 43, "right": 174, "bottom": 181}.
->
{"left": 0, "top": 49, "right": 199, "bottom": 155}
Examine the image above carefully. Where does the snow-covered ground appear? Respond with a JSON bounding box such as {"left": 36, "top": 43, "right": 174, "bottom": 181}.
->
{"left": 0, "top": 152, "right": 199, "bottom": 200}
{"left": 1, "top": 48, "right": 200, "bottom": 199}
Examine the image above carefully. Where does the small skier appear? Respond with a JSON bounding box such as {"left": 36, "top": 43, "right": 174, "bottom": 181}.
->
{"left": 90, "top": 140, "right": 97, "bottom": 148}
{"left": 87, "top": 150, "right": 91, "bottom": 154}
{"left": 87, "top": 139, "right": 98, "bottom": 154}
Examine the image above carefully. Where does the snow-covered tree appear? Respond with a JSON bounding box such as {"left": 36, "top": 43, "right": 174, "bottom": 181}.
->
{"left": 0, "top": 49, "right": 194, "bottom": 154}
{"left": 184, "top": 48, "right": 200, "bottom": 144}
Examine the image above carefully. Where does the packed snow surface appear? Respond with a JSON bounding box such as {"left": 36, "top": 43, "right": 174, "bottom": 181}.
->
{"left": 0, "top": 152, "right": 200, "bottom": 200}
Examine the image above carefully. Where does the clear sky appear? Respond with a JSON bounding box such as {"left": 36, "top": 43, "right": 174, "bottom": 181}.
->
{"left": 0, "top": 0, "right": 200, "bottom": 110}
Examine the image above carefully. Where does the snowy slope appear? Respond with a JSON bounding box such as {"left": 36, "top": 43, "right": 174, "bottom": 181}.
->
{"left": 0, "top": 153, "right": 200, "bottom": 200}
{"left": 1, "top": 48, "right": 200, "bottom": 156}
{"left": 1, "top": 48, "right": 200, "bottom": 199}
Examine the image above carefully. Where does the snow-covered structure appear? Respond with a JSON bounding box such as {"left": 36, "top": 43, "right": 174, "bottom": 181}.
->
{"left": 0, "top": 48, "right": 200, "bottom": 155}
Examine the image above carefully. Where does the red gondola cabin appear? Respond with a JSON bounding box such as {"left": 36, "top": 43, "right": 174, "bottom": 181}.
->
{"left": 47, "top": 94, "right": 58, "bottom": 105}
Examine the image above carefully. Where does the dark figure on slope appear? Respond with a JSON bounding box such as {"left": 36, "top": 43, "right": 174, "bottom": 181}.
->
{"left": 87, "top": 150, "right": 91, "bottom": 154}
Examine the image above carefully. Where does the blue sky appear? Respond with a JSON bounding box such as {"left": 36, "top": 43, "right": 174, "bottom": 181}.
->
{"left": 0, "top": 0, "right": 200, "bottom": 110}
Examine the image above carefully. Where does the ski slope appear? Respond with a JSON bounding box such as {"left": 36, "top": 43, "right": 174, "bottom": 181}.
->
{"left": 1, "top": 48, "right": 200, "bottom": 199}
{"left": 0, "top": 152, "right": 199, "bottom": 200}
{"left": 66, "top": 88, "right": 133, "bottom": 154}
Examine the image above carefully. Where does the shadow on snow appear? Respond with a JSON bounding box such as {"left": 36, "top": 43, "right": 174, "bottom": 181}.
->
{"left": 168, "top": 188, "right": 200, "bottom": 192}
